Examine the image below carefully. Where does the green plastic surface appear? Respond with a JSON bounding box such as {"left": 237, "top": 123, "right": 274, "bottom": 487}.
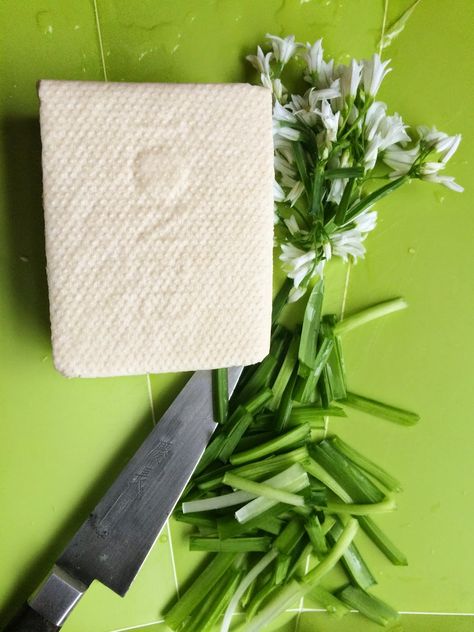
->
{"left": 0, "top": 1, "right": 472, "bottom": 631}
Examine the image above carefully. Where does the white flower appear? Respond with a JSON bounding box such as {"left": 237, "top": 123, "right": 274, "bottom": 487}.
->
{"left": 266, "top": 34, "right": 299, "bottom": 65}
{"left": 317, "top": 100, "right": 340, "bottom": 143}
{"left": 309, "top": 80, "right": 341, "bottom": 103}
{"left": 354, "top": 209, "right": 377, "bottom": 233}
{"left": 303, "top": 39, "right": 324, "bottom": 75}
{"left": 246, "top": 46, "right": 273, "bottom": 75}
{"left": 421, "top": 174, "right": 463, "bottom": 192}
{"left": 338, "top": 59, "right": 362, "bottom": 100}
{"left": 274, "top": 151, "right": 296, "bottom": 179}
{"left": 273, "top": 180, "right": 286, "bottom": 202}
{"left": 365, "top": 102, "right": 387, "bottom": 141}
{"left": 327, "top": 150, "right": 350, "bottom": 204}
{"left": 274, "top": 125, "right": 301, "bottom": 142}
{"left": 419, "top": 161, "right": 445, "bottom": 176}
{"left": 416, "top": 125, "right": 446, "bottom": 148}
{"left": 377, "top": 113, "right": 410, "bottom": 150}
{"left": 261, "top": 73, "right": 272, "bottom": 91}
{"left": 280, "top": 244, "right": 316, "bottom": 288}
{"left": 272, "top": 78, "right": 286, "bottom": 102}
{"left": 383, "top": 145, "right": 420, "bottom": 175}
{"left": 364, "top": 135, "right": 382, "bottom": 170}
{"left": 284, "top": 214, "right": 301, "bottom": 235}
{"left": 362, "top": 54, "right": 391, "bottom": 97}
{"left": 285, "top": 181, "right": 305, "bottom": 206}
{"left": 330, "top": 229, "right": 366, "bottom": 262}
{"left": 273, "top": 101, "right": 297, "bottom": 124}
{"left": 436, "top": 133, "right": 462, "bottom": 163}
{"left": 288, "top": 286, "right": 307, "bottom": 303}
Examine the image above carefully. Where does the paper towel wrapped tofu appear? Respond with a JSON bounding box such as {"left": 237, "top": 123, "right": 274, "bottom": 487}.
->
{"left": 38, "top": 80, "right": 274, "bottom": 378}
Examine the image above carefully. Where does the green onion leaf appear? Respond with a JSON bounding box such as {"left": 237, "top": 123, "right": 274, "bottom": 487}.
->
{"left": 272, "top": 278, "right": 293, "bottom": 325}
{"left": 212, "top": 368, "right": 228, "bottom": 424}
{"left": 299, "top": 279, "right": 324, "bottom": 371}
{"left": 269, "top": 333, "right": 300, "bottom": 410}
{"left": 230, "top": 424, "right": 311, "bottom": 466}
{"left": 359, "top": 516, "right": 408, "bottom": 566}
{"left": 338, "top": 585, "right": 400, "bottom": 627}
{"left": 344, "top": 175, "right": 409, "bottom": 223}
{"left": 334, "top": 297, "right": 408, "bottom": 336}
{"left": 325, "top": 166, "right": 364, "bottom": 180}
{"left": 190, "top": 536, "right": 271, "bottom": 553}
{"left": 343, "top": 391, "right": 420, "bottom": 426}
{"left": 224, "top": 472, "right": 306, "bottom": 508}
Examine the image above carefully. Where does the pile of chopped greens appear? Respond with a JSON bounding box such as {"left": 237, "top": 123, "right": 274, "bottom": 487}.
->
{"left": 165, "top": 32, "right": 461, "bottom": 632}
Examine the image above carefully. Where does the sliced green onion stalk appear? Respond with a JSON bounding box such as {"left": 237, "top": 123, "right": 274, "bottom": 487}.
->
{"left": 288, "top": 405, "right": 345, "bottom": 426}
{"left": 236, "top": 465, "right": 310, "bottom": 524}
{"left": 339, "top": 585, "right": 400, "bottom": 627}
{"left": 309, "top": 585, "right": 350, "bottom": 618}
{"left": 330, "top": 436, "right": 402, "bottom": 492}
{"left": 187, "top": 567, "right": 242, "bottom": 632}
{"left": 359, "top": 516, "right": 408, "bottom": 565}
{"left": 182, "top": 489, "right": 254, "bottom": 514}
{"left": 328, "top": 519, "right": 376, "bottom": 590}
{"left": 224, "top": 472, "right": 306, "bottom": 508}
{"left": 334, "top": 297, "right": 408, "bottom": 336}
{"left": 320, "top": 495, "right": 396, "bottom": 516}
{"left": 164, "top": 553, "right": 235, "bottom": 630}
{"left": 298, "top": 336, "right": 334, "bottom": 403}
{"left": 304, "top": 514, "right": 328, "bottom": 557}
{"left": 189, "top": 536, "right": 271, "bottom": 553}
{"left": 272, "top": 278, "right": 293, "bottom": 325}
{"left": 230, "top": 424, "right": 311, "bottom": 465}
{"left": 343, "top": 391, "right": 420, "bottom": 426}
{"left": 298, "top": 279, "right": 324, "bottom": 371}
{"left": 212, "top": 368, "right": 228, "bottom": 424}
{"left": 269, "top": 333, "right": 300, "bottom": 410}
{"left": 221, "top": 549, "right": 278, "bottom": 632}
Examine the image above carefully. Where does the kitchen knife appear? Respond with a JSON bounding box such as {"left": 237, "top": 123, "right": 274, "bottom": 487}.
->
{"left": 4, "top": 367, "right": 243, "bottom": 632}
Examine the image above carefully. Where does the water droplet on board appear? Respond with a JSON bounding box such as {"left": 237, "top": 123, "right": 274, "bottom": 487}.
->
{"left": 19, "top": 255, "right": 29, "bottom": 263}
{"left": 408, "top": 247, "right": 416, "bottom": 255}
{"left": 159, "top": 533, "right": 168, "bottom": 543}
{"left": 36, "top": 11, "right": 54, "bottom": 35}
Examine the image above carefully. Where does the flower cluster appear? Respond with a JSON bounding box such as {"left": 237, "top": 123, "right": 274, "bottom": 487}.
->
{"left": 247, "top": 35, "right": 463, "bottom": 302}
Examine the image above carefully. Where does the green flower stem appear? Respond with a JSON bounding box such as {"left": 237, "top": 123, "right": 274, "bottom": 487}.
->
{"left": 333, "top": 297, "right": 408, "bottom": 335}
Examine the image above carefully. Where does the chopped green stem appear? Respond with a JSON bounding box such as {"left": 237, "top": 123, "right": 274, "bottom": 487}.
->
{"left": 309, "top": 586, "right": 350, "bottom": 618}
{"left": 289, "top": 406, "right": 344, "bottom": 427}
{"left": 330, "top": 436, "right": 402, "bottom": 492}
{"left": 272, "top": 278, "right": 293, "bottom": 325}
{"left": 328, "top": 520, "right": 376, "bottom": 590}
{"left": 244, "top": 388, "right": 273, "bottom": 415}
{"left": 299, "top": 337, "right": 335, "bottom": 403}
{"left": 276, "top": 367, "right": 298, "bottom": 432}
{"left": 164, "top": 553, "right": 235, "bottom": 629}
{"left": 305, "top": 514, "right": 328, "bottom": 556}
{"left": 359, "top": 516, "right": 408, "bottom": 565}
{"left": 188, "top": 568, "right": 242, "bottom": 632}
{"left": 174, "top": 512, "right": 216, "bottom": 530}
{"left": 302, "top": 517, "right": 359, "bottom": 588}
{"left": 299, "top": 279, "right": 324, "bottom": 370}
{"left": 212, "top": 368, "right": 228, "bottom": 424}
{"left": 338, "top": 585, "right": 400, "bottom": 627}
{"left": 230, "top": 424, "right": 311, "bottom": 466}
{"left": 321, "top": 495, "right": 396, "bottom": 515}
{"left": 221, "top": 549, "right": 278, "bottom": 632}
{"left": 244, "top": 580, "right": 302, "bottom": 632}
{"left": 236, "top": 470, "right": 310, "bottom": 523}
{"left": 334, "top": 297, "right": 408, "bottom": 336}
{"left": 269, "top": 333, "right": 300, "bottom": 410}
{"left": 230, "top": 446, "right": 309, "bottom": 480}
{"left": 182, "top": 489, "right": 253, "bottom": 514}
{"left": 224, "top": 472, "right": 306, "bottom": 507}
{"left": 218, "top": 410, "right": 254, "bottom": 463}
{"left": 217, "top": 504, "right": 287, "bottom": 539}
{"left": 343, "top": 391, "right": 420, "bottom": 426}
{"left": 274, "top": 518, "right": 305, "bottom": 554}
{"left": 302, "top": 457, "right": 352, "bottom": 503}
{"left": 189, "top": 536, "right": 271, "bottom": 553}
{"left": 312, "top": 441, "right": 385, "bottom": 503}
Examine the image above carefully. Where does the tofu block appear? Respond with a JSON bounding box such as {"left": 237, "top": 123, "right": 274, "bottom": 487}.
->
{"left": 38, "top": 80, "right": 274, "bottom": 378}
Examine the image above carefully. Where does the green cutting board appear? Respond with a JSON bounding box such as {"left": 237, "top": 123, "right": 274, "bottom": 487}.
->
{"left": 1, "top": 1, "right": 473, "bottom": 631}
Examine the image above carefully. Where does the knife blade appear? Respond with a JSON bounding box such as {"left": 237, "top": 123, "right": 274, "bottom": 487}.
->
{"left": 4, "top": 367, "right": 243, "bottom": 632}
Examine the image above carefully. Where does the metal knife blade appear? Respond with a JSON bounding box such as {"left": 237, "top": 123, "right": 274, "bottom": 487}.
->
{"left": 7, "top": 367, "right": 242, "bottom": 631}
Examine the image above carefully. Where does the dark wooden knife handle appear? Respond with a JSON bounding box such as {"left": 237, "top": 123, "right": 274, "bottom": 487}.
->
{"left": 3, "top": 604, "right": 60, "bottom": 632}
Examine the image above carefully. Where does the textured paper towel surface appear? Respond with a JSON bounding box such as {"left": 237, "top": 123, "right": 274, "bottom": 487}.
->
{"left": 38, "top": 80, "right": 274, "bottom": 378}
